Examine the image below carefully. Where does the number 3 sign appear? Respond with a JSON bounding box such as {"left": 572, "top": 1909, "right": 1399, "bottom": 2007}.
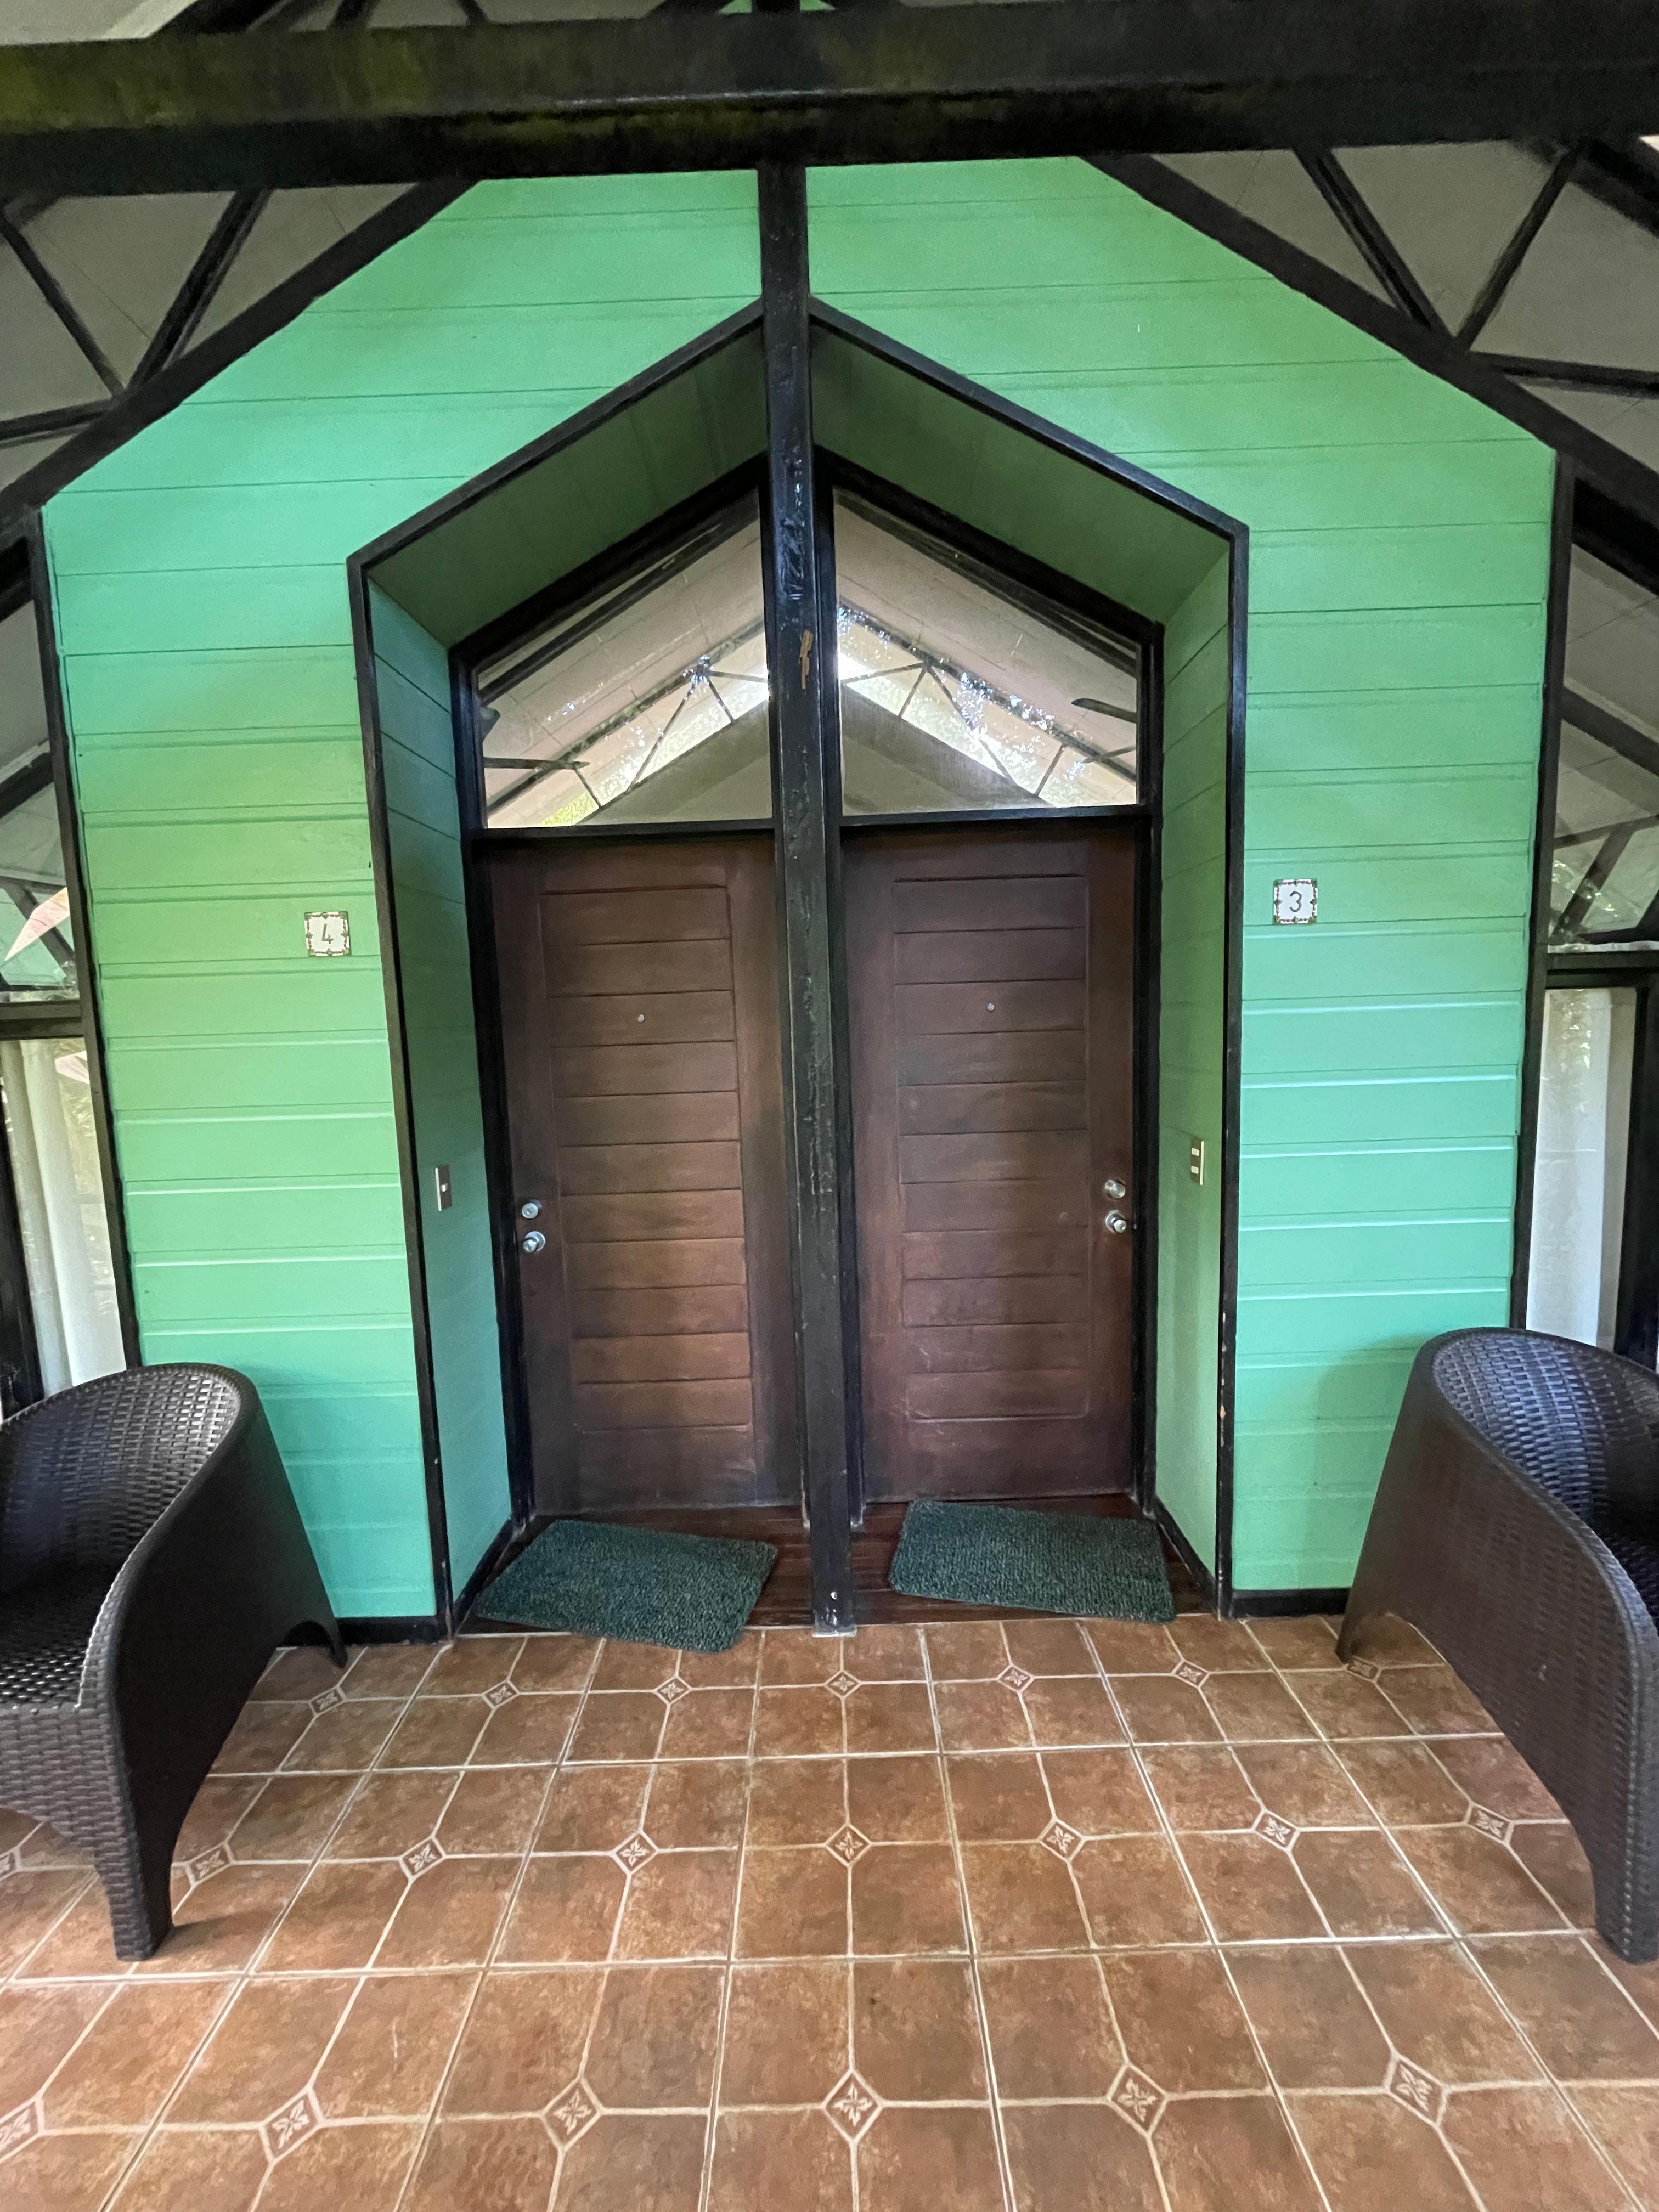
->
{"left": 1272, "top": 878, "right": 1317, "bottom": 926}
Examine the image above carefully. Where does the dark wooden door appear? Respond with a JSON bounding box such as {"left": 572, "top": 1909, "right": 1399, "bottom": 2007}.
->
{"left": 844, "top": 825, "right": 1137, "bottom": 1499}
{"left": 491, "top": 835, "right": 796, "bottom": 1514}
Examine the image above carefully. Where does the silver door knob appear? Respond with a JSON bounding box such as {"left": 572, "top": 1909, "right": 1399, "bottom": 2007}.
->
{"left": 520, "top": 1199, "right": 542, "bottom": 1220}
{"left": 521, "top": 1229, "right": 547, "bottom": 1254}
{"left": 1103, "top": 1210, "right": 1128, "bottom": 1235}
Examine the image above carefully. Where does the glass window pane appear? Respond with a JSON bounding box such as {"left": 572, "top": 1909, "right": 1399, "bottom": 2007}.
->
{"left": 833, "top": 490, "right": 1139, "bottom": 818}
{"left": 1527, "top": 988, "right": 1634, "bottom": 1352}
{"left": 0, "top": 1036, "right": 122, "bottom": 1395}
{"left": 476, "top": 494, "right": 770, "bottom": 832}
{"left": 1551, "top": 546, "right": 1659, "bottom": 949}
{"left": 0, "top": 603, "right": 75, "bottom": 1003}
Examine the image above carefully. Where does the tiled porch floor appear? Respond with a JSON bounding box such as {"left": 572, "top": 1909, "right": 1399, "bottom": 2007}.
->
{"left": 2, "top": 1612, "right": 1657, "bottom": 2210}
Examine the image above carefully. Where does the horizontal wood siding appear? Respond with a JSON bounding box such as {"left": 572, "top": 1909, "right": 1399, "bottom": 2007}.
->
{"left": 810, "top": 160, "right": 1554, "bottom": 1594}
{"left": 44, "top": 174, "right": 760, "bottom": 1618}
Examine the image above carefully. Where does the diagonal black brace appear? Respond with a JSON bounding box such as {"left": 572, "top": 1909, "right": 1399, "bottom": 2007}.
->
{"left": 758, "top": 161, "right": 857, "bottom": 1635}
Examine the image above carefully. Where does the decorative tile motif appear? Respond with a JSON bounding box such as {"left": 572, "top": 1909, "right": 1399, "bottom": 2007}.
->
{"left": 825, "top": 2072, "right": 879, "bottom": 2141}
{"left": 1468, "top": 1804, "right": 1514, "bottom": 1846}
{"left": 0, "top": 2102, "right": 40, "bottom": 2161}
{"left": 1040, "top": 1820, "right": 1084, "bottom": 1863}
{"left": 998, "top": 1664, "right": 1034, "bottom": 1692}
{"left": 614, "top": 1832, "right": 657, "bottom": 1871}
{"left": 657, "top": 1677, "right": 691, "bottom": 1706}
{"left": 0, "top": 1848, "right": 20, "bottom": 1882}
{"left": 1253, "top": 1809, "right": 1296, "bottom": 1850}
{"left": 1173, "top": 1660, "right": 1207, "bottom": 1689}
{"left": 1387, "top": 2056, "right": 1444, "bottom": 2125}
{"left": 1110, "top": 2067, "right": 1165, "bottom": 2134}
{"left": 483, "top": 1680, "right": 518, "bottom": 1709}
{"left": 546, "top": 2083, "right": 599, "bottom": 2145}
{"left": 186, "top": 1843, "right": 231, "bottom": 1887}
{"left": 264, "top": 2090, "right": 321, "bottom": 2159}
{"left": 309, "top": 1685, "right": 345, "bottom": 1716}
{"left": 826, "top": 1825, "right": 871, "bottom": 1866}
{"left": 400, "top": 1837, "right": 444, "bottom": 1878}
{"left": 1348, "top": 1658, "right": 1381, "bottom": 1683}
{"left": 826, "top": 1670, "right": 859, "bottom": 1699}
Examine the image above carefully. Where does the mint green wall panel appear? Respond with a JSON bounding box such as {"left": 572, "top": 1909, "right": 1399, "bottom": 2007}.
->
{"left": 812, "top": 159, "right": 1553, "bottom": 1594}
{"left": 46, "top": 172, "right": 761, "bottom": 1619}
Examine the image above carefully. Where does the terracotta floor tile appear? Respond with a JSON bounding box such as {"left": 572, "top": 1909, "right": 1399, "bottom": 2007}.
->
{"left": 679, "top": 1632, "right": 762, "bottom": 1688}
{"left": 935, "top": 1679, "right": 1033, "bottom": 1752}
{"left": 644, "top": 1760, "right": 747, "bottom": 1847}
{"left": 736, "top": 1847, "right": 848, "bottom": 1957}
{"left": 614, "top": 1847, "right": 738, "bottom": 1960}
{"left": 747, "top": 1757, "right": 846, "bottom": 1846}
{"left": 283, "top": 1698, "right": 405, "bottom": 1773}
{"left": 658, "top": 1686, "right": 755, "bottom": 1758}
{"left": 1568, "top": 2084, "right": 1659, "bottom": 2204}
{"left": 227, "top": 1772, "right": 354, "bottom": 1861}
{"left": 0, "top": 1981, "right": 109, "bottom": 2109}
{"left": 178, "top": 1777, "right": 263, "bottom": 1859}
{"left": 1605, "top": 1946, "right": 1659, "bottom": 2032}
{"left": 946, "top": 1751, "right": 1050, "bottom": 1841}
{"left": 471, "top": 1691, "right": 579, "bottom": 1765}
{"left": 1396, "top": 1825, "right": 1567, "bottom": 1934}
{"left": 1000, "top": 2100, "right": 1165, "bottom": 2212}
{"left": 843, "top": 1625, "right": 925, "bottom": 1682}
{"left": 5, "top": 1876, "right": 120, "bottom": 1979}
{"left": 853, "top": 1957, "right": 983, "bottom": 2098}
{"left": 341, "top": 1642, "right": 437, "bottom": 1700}
{"left": 1471, "top": 1934, "right": 1659, "bottom": 2080}
{"left": 441, "top": 1967, "right": 601, "bottom": 2114}
{"left": 847, "top": 1754, "right": 949, "bottom": 1842}
{"left": 1178, "top": 1831, "right": 1325, "bottom": 1941}
{"left": 370, "top": 1859, "right": 515, "bottom": 1972}
{"left": 1023, "top": 1674, "right": 1124, "bottom": 1746}
{"left": 496, "top": 1854, "right": 625, "bottom": 1963}
{"left": 314, "top": 1970, "right": 475, "bottom": 2118}
{"left": 1110, "top": 1674, "right": 1221, "bottom": 1745}
{"left": 922, "top": 1621, "right": 1009, "bottom": 1680}
{"left": 1071, "top": 1833, "right": 1206, "bottom": 1946}
{"left": 584, "top": 1961, "right": 723, "bottom": 2106}
{"left": 0, "top": 2128, "right": 138, "bottom": 2212}
{"left": 1509, "top": 1822, "right": 1598, "bottom": 1928}
{"left": 1246, "top": 1616, "right": 1342, "bottom": 1671}
{"left": 1082, "top": 1620, "right": 1177, "bottom": 1672}
{"left": 258, "top": 2119, "right": 421, "bottom": 2212}
{"left": 844, "top": 1682, "right": 936, "bottom": 1754}
{"left": 1337, "top": 1739, "right": 1470, "bottom": 1825}
{"left": 1141, "top": 1746, "right": 1261, "bottom": 1832}
{"left": 978, "top": 1952, "right": 1123, "bottom": 2096}
{"left": 1345, "top": 1941, "right": 1544, "bottom": 2083}
{"left": 851, "top": 1843, "right": 966, "bottom": 1954}
{"left": 721, "top": 1959, "right": 849, "bottom": 2103}
{"left": 1286, "top": 1669, "right": 1413, "bottom": 1740}
{"left": 509, "top": 1634, "right": 600, "bottom": 1692}
{"left": 212, "top": 1701, "right": 311, "bottom": 1774}
{"left": 171, "top": 1974, "right": 354, "bottom": 2120}
{"left": 1169, "top": 1616, "right": 1269, "bottom": 1672}
{"left": 10, "top": 1822, "right": 84, "bottom": 1873}
{"left": 323, "top": 1770, "right": 455, "bottom": 1859}
{"left": 1381, "top": 1664, "right": 1498, "bottom": 1736}
{"left": 1153, "top": 2094, "right": 1325, "bottom": 2211}
{"left": 257, "top": 1645, "right": 347, "bottom": 1701}
{"left": 1346, "top": 1612, "right": 1441, "bottom": 1666}
{"left": 761, "top": 1629, "right": 845, "bottom": 1686}
{"left": 1102, "top": 1946, "right": 1265, "bottom": 2091}
{"left": 556, "top": 2112, "right": 706, "bottom": 2212}
{"left": 754, "top": 1686, "right": 844, "bottom": 1757}
{"left": 1234, "top": 1741, "right": 1376, "bottom": 1829}
{"left": 1427, "top": 1736, "right": 1561, "bottom": 1821}
{"left": 567, "top": 1690, "right": 669, "bottom": 1763}
{"left": 402, "top": 2115, "right": 559, "bottom": 2212}
{"left": 1203, "top": 1672, "right": 1319, "bottom": 1743}
{"left": 857, "top": 2104, "right": 1005, "bottom": 2212}
{"left": 106, "top": 2124, "right": 268, "bottom": 2212}
{"left": 1043, "top": 1745, "right": 1161, "bottom": 1835}
{"left": 425, "top": 1637, "right": 524, "bottom": 1695}
{"left": 593, "top": 1639, "right": 680, "bottom": 1691}
{"left": 44, "top": 1976, "right": 228, "bottom": 2126}
{"left": 1287, "top": 2091, "right": 1479, "bottom": 2211}
{"left": 534, "top": 1764, "right": 650, "bottom": 1853}
{"left": 961, "top": 1840, "right": 1090, "bottom": 1951}
{"left": 137, "top": 1863, "right": 298, "bottom": 1975}
{"left": 1442, "top": 2085, "right": 1630, "bottom": 2211}
{"left": 709, "top": 2110, "right": 855, "bottom": 2212}
{"left": 1001, "top": 1616, "right": 1096, "bottom": 1675}
{"left": 1227, "top": 1943, "right": 1391, "bottom": 2088}
{"left": 437, "top": 1765, "right": 546, "bottom": 1855}
{"left": 1293, "top": 1828, "right": 1446, "bottom": 1937}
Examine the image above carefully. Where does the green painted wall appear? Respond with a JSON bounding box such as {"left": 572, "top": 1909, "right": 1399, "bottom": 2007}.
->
{"left": 811, "top": 160, "right": 1554, "bottom": 1593}
{"left": 43, "top": 174, "right": 761, "bottom": 1618}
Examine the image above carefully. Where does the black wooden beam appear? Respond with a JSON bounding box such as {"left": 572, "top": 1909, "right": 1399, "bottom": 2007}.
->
{"left": 2, "top": 3, "right": 1658, "bottom": 195}
{"left": 1299, "top": 149, "right": 1447, "bottom": 334}
{"left": 758, "top": 160, "right": 857, "bottom": 1635}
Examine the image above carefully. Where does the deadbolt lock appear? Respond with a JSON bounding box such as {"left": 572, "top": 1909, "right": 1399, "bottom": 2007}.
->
{"left": 520, "top": 1199, "right": 543, "bottom": 1220}
{"left": 1103, "top": 1177, "right": 1127, "bottom": 1200}
{"left": 520, "top": 1229, "right": 547, "bottom": 1255}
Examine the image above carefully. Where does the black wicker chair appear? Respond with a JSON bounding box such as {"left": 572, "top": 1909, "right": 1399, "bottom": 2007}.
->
{"left": 0, "top": 1363, "right": 342, "bottom": 1959}
{"left": 1339, "top": 1327, "right": 1659, "bottom": 1962}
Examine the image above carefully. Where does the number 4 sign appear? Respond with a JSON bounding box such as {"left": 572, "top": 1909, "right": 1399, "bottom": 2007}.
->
{"left": 303, "top": 910, "right": 351, "bottom": 957}
{"left": 1272, "top": 879, "right": 1317, "bottom": 926}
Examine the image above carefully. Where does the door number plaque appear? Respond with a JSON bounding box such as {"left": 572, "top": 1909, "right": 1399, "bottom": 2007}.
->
{"left": 1272, "top": 879, "right": 1317, "bottom": 926}
{"left": 304, "top": 910, "right": 351, "bottom": 957}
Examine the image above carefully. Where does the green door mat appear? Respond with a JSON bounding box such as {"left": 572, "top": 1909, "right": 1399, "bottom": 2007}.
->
{"left": 890, "top": 1499, "right": 1174, "bottom": 1621}
{"left": 477, "top": 1520, "right": 777, "bottom": 1653}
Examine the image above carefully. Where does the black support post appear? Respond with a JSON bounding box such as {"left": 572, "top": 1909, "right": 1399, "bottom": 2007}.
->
{"left": 758, "top": 161, "right": 856, "bottom": 1634}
